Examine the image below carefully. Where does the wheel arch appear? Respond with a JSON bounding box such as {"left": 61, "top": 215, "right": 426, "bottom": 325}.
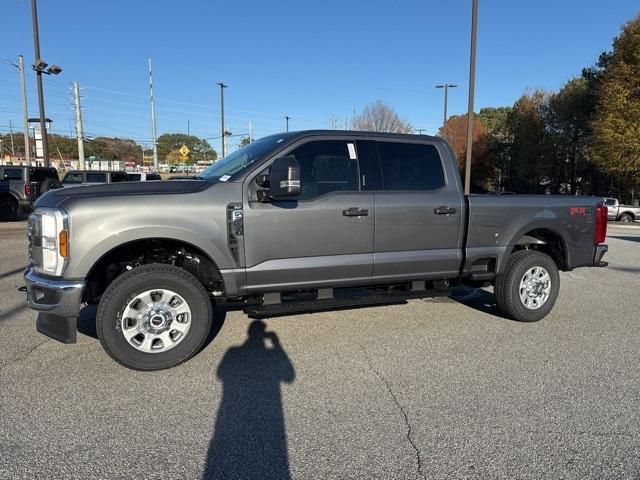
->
{"left": 504, "top": 227, "right": 569, "bottom": 272}
{"left": 83, "top": 236, "right": 225, "bottom": 304}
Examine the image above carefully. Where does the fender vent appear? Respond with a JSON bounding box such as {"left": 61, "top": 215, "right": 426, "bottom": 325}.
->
{"left": 226, "top": 203, "right": 244, "bottom": 267}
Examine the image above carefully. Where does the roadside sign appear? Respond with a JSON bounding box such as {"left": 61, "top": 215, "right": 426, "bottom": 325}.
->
{"left": 179, "top": 145, "right": 190, "bottom": 156}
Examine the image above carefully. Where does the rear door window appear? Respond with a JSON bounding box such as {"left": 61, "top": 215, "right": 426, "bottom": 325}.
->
{"left": 111, "top": 172, "right": 128, "bottom": 182}
{"left": 377, "top": 142, "right": 445, "bottom": 191}
{"left": 29, "top": 168, "right": 58, "bottom": 182}
{"left": 86, "top": 172, "right": 107, "bottom": 183}
{"left": 3, "top": 168, "right": 23, "bottom": 181}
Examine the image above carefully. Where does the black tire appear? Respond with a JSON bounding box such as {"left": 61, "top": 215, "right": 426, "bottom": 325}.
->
{"left": 96, "top": 264, "right": 213, "bottom": 371}
{"left": 0, "top": 196, "right": 19, "bottom": 221}
{"left": 618, "top": 213, "right": 633, "bottom": 223}
{"left": 40, "top": 178, "right": 62, "bottom": 193}
{"left": 494, "top": 250, "right": 560, "bottom": 322}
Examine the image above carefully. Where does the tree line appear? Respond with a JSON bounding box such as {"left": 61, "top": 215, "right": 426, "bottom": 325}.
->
{"left": 0, "top": 132, "right": 216, "bottom": 165}
{"left": 443, "top": 15, "right": 640, "bottom": 201}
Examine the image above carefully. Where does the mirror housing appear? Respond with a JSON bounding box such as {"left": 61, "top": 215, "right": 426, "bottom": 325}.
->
{"left": 269, "top": 156, "right": 300, "bottom": 199}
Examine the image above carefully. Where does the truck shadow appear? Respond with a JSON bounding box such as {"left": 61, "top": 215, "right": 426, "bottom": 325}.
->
{"left": 202, "top": 320, "right": 295, "bottom": 480}
{"left": 608, "top": 235, "right": 640, "bottom": 243}
{"left": 450, "top": 287, "right": 514, "bottom": 321}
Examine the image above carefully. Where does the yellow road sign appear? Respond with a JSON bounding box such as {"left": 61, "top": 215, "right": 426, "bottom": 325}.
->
{"left": 179, "top": 145, "right": 190, "bottom": 156}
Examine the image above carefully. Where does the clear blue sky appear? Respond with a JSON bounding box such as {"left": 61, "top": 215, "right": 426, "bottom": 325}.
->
{"left": 1, "top": 0, "right": 638, "bottom": 154}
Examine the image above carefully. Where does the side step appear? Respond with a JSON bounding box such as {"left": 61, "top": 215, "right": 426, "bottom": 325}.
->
{"left": 244, "top": 288, "right": 451, "bottom": 319}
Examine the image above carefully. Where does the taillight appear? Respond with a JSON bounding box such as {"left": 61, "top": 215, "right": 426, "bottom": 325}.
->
{"left": 595, "top": 205, "right": 608, "bottom": 244}
{"left": 24, "top": 184, "right": 34, "bottom": 195}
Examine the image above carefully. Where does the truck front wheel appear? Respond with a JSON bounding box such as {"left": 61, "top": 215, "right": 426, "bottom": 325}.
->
{"left": 494, "top": 250, "right": 560, "bottom": 322}
{"left": 96, "top": 264, "right": 213, "bottom": 370}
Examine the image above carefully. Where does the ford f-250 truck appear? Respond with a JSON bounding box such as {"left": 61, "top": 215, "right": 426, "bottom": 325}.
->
{"left": 24, "top": 131, "right": 609, "bottom": 370}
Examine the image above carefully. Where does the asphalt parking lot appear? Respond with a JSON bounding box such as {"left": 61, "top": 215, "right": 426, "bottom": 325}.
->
{"left": 1, "top": 221, "right": 639, "bottom": 480}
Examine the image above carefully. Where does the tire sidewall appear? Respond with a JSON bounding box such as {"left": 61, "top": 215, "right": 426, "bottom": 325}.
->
{"left": 97, "top": 266, "right": 212, "bottom": 370}
{"left": 509, "top": 252, "right": 560, "bottom": 322}
{"left": 619, "top": 214, "right": 632, "bottom": 223}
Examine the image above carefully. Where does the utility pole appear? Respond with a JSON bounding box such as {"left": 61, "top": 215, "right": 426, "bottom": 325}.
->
{"left": 249, "top": 121, "right": 252, "bottom": 143}
{"left": 217, "top": 82, "right": 227, "bottom": 157}
{"left": 8, "top": 120, "right": 15, "bottom": 156}
{"left": 464, "top": 0, "right": 479, "bottom": 195}
{"left": 285, "top": 115, "right": 290, "bottom": 132}
{"left": 435, "top": 83, "right": 458, "bottom": 140}
{"left": 73, "top": 81, "right": 85, "bottom": 169}
{"left": 17, "top": 56, "right": 30, "bottom": 164}
{"left": 187, "top": 119, "right": 190, "bottom": 136}
{"left": 148, "top": 58, "right": 158, "bottom": 170}
{"left": 30, "top": 0, "right": 48, "bottom": 166}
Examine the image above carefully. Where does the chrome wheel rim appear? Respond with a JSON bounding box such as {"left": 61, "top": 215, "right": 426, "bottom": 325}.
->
{"left": 120, "top": 289, "right": 191, "bottom": 353}
{"left": 518, "top": 266, "right": 551, "bottom": 310}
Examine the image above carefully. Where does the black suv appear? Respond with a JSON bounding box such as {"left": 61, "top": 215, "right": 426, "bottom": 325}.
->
{"left": 0, "top": 165, "right": 61, "bottom": 221}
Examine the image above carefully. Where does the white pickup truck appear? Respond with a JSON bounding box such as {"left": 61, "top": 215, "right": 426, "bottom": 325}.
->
{"left": 604, "top": 197, "right": 640, "bottom": 223}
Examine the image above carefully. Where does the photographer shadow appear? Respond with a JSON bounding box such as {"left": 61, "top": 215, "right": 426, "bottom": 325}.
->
{"left": 203, "top": 320, "right": 295, "bottom": 480}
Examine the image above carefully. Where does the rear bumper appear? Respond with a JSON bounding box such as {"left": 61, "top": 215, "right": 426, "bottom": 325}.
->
{"left": 594, "top": 244, "right": 608, "bottom": 267}
{"left": 24, "top": 268, "right": 84, "bottom": 343}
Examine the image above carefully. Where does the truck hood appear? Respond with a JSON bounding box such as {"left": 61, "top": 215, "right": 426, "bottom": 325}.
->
{"left": 35, "top": 180, "right": 213, "bottom": 209}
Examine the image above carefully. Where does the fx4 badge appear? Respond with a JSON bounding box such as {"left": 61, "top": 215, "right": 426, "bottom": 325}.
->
{"left": 570, "top": 207, "right": 586, "bottom": 215}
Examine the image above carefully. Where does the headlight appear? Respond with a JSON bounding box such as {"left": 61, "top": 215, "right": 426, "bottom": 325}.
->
{"left": 29, "top": 208, "right": 69, "bottom": 276}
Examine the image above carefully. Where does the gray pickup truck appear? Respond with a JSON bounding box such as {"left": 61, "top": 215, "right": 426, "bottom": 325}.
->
{"left": 24, "top": 131, "right": 609, "bottom": 370}
{"left": 0, "top": 165, "right": 61, "bottom": 221}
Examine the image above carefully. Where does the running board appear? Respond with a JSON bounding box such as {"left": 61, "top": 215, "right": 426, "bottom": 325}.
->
{"left": 244, "top": 288, "right": 451, "bottom": 319}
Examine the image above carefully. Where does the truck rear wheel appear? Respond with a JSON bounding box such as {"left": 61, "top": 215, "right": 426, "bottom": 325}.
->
{"left": 618, "top": 213, "right": 633, "bottom": 223}
{"left": 494, "top": 250, "right": 559, "bottom": 322}
{"left": 96, "top": 264, "right": 213, "bottom": 370}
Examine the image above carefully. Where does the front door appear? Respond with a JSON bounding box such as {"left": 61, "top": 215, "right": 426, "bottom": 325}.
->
{"left": 243, "top": 139, "right": 374, "bottom": 292}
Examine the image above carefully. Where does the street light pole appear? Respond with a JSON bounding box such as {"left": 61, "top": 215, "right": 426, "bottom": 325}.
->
{"left": 435, "top": 84, "right": 458, "bottom": 140}
{"left": 217, "top": 82, "right": 227, "bottom": 157}
{"left": 17, "top": 56, "right": 30, "bottom": 164}
{"left": 464, "top": 0, "right": 479, "bottom": 195}
{"left": 285, "top": 115, "right": 290, "bottom": 132}
{"left": 148, "top": 58, "right": 158, "bottom": 170}
{"left": 30, "top": 0, "right": 49, "bottom": 167}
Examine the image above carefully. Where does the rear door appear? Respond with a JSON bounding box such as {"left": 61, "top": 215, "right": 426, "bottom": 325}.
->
{"left": 364, "top": 140, "right": 464, "bottom": 281}
{"left": 243, "top": 138, "right": 374, "bottom": 291}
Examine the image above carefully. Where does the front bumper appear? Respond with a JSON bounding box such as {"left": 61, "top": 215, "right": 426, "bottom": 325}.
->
{"left": 594, "top": 244, "right": 608, "bottom": 267}
{"left": 24, "top": 268, "right": 85, "bottom": 343}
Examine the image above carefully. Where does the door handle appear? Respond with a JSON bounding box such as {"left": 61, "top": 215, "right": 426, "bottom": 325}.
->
{"left": 343, "top": 207, "right": 369, "bottom": 217}
{"left": 434, "top": 206, "right": 457, "bottom": 215}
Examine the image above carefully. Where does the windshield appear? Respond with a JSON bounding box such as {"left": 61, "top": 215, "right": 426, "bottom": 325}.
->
{"left": 196, "top": 134, "right": 289, "bottom": 181}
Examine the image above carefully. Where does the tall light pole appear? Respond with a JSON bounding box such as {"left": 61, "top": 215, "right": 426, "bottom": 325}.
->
{"left": 30, "top": 0, "right": 62, "bottom": 167}
{"left": 148, "top": 58, "right": 158, "bottom": 170}
{"left": 464, "top": 0, "right": 479, "bottom": 195}
{"left": 285, "top": 115, "right": 290, "bottom": 132}
{"left": 2, "top": 56, "right": 32, "bottom": 163}
{"left": 217, "top": 82, "right": 227, "bottom": 157}
{"left": 435, "top": 83, "right": 457, "bottom": 140}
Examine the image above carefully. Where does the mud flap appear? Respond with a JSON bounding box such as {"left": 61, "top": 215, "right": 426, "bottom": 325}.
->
{"left": 36, "top": 312, "right": 77, "bottom": 344}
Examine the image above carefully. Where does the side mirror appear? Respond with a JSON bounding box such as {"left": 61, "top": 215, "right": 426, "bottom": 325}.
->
{"left": 269, "top": 156, "right": 300, "bottom": 199}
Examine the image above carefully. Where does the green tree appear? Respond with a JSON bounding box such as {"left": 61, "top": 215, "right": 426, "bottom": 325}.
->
{"left": 592, "top": 15, "right": 640, "bottom": 186}
{"left": 156, "top": 133, "right": 217, "bottom": 164}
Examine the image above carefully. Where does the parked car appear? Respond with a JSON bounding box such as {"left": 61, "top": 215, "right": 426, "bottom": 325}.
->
{"left": 61, "top": 170, "right": 129, "bottom": 187}
{"left": 603, "top": 197, "right": 640, "bottom": 223}
{"left": 25, "top": 130, "right": 609, "bottom": 370}
{"left": 0, "top": 165, "right": 61, "bottom": 221}
{"left": 127, "top": 172, "right": 162, "bottom": 181}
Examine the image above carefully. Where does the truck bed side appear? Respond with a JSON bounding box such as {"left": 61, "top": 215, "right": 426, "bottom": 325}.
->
{"left": 465, "top": 195, "right": 600, "bottom": 275}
